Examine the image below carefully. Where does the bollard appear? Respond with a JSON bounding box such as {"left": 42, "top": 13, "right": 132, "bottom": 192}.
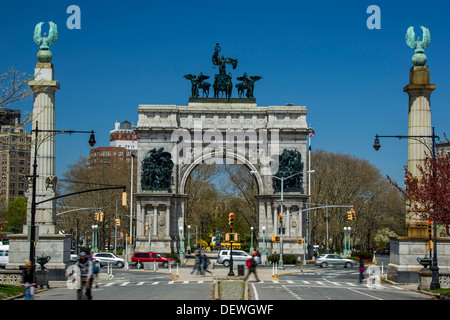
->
{"left": 177, "top": 263, "right": 179, "bottom": 276}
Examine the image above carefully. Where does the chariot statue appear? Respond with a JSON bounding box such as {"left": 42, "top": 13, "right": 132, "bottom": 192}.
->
{"left": 212, "top": 43, "right": 237, "bottom": 99}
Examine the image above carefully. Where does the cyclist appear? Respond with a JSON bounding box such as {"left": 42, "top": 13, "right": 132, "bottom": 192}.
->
{"left": 76, "top": 252, "right": 93, "bottom": 300}
{"left": 20, "top": 259, "right": 36, "bottom": 300}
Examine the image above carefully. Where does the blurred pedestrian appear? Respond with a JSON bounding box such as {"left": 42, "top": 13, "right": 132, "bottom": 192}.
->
{"left": 244, "top": 252, "right": 260, "bottom": 282}
{"left": 76, "top": 252, "right": 93, "bottom": 300}
{"left": 359, "top": 257, "right": 366, "bottom": 284}
{"left": 20, "top": 260, "right": 36, "bottom": 300}
{"left": 202, "top": 254, "right": 212, "bottom": 275}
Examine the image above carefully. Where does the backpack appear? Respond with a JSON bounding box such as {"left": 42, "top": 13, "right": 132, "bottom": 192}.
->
{"left": 246, "top": 258, "right": 252, "bottom": 267}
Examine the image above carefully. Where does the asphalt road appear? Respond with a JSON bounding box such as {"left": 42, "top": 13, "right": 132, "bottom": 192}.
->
{"left": 26, "top": 255, "right": 433, "bottom": 301}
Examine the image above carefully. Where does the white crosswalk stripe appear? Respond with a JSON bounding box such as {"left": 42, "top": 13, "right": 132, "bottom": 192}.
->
{"left": 101, "top": 279, "right": 363, "bottom": 288}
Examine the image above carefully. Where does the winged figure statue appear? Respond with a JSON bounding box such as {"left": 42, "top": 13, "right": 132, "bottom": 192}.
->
{"left": 236, "top": 73, "right": 263, "bottom": 98}
{"left": 34, "top": 21, "right": 58, "bottom": 50}
{"left": 406, "top": 26, "right": 430, "bottom": 66}
{"left": 184, "top": 73, "right": 211, "bottom": 98}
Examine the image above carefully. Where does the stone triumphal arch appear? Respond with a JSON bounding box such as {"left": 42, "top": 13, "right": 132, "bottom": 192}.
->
{"left": 133, "top": 98, "right": 312, "bottom": 256}
{"left": 133, "top": 44, "right": 312, "bottom": 257}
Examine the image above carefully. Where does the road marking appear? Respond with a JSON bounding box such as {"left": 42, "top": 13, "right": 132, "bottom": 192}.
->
{"left": 198, "top": 281, "right": 203, "bottom": 284}
{"left": 302, "top": 281, "right": 310, "bottom": 284}
{"left": 119, "top": 282, "right": 130, "bottom": 286}
{"left": 183, "top": 281, "right": 189, "bottom": 284}
{"left": 345, "top": 283, "right": 358, "bottom": 287}
{"left": 282, "top": 285, "right": 302, "bottom": 300}
{"left": 137, "top": 282, "right": 145, "bottom": 286}
{"left": 315, "top": 281, "right": 324, "bottom": 285}
{"left": 104, "top": 283, "right": 114, "bottom": 287}
{"left": 287, "top": 280, "right": 294, "bottom": 284}
{"left": 251, "top": 283, "right": 259, "bottom": 300}
{"left": 273, "top": 280, "right": 279, "bottom": 284}
{"left": 168, "top": 281, "right": 175, "bottom": 285}
{"left": 347, "top": 287, "right": 383, "bottom": 300}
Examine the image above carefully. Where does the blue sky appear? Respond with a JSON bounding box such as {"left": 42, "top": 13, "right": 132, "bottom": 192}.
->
{"left": 0, "top": 0, "right": 448, "bottom": 186}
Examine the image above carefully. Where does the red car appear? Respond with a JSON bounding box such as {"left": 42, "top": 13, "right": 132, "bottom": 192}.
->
{"left": 131, "top": 252, "right": 175, "bottom": 268}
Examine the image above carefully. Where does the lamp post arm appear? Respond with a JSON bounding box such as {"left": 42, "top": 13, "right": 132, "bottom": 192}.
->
{"left": 36, "top": 186, "right": 126, "bottom": 205}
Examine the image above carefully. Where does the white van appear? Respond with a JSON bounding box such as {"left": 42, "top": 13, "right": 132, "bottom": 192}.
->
{"left": 0, "top": 245, "right": 9, "bottom": 268}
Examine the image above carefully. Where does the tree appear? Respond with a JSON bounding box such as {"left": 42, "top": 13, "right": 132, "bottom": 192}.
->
{"left": 374, "top": 227, "right": 398, "bottom": 249}
{"left": 59, "top": 156, "right": 136, "bottom": 251}
{"left": 310, "top": 149, "right": 405, "bottom": 252}
{"left": 388, "top": 148, "right": 450, "bottom": 225}
{"left": 3, "top": 196, "right": 27, "bottom": 233}
{"left": 0, "top": 67, "right": 34, "bottom": 109}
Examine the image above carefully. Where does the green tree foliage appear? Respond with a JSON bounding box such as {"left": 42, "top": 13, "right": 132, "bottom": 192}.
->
{"left": 3, "top": 196, "right": 27, "bottom": 233}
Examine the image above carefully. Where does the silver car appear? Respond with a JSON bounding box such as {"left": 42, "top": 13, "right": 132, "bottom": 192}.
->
{"left": 217, "top": 250, "right": 252, "bottom": 267}
{"left": 92, "top": 252, "right": 125, "bottom": 268}
{"left": 315, "top": 254, "right": 356, "bottom": 268}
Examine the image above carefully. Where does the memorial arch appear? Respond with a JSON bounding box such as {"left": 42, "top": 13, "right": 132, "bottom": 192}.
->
{"left": 133, "top": 98, "right": 312, "bottom": 257}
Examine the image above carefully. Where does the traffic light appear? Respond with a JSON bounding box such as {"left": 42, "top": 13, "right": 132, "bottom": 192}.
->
{"left": 297, "top": 238, "right": 304, "bottom": 245}
{"left": 145, "top": 222, "right": 149, "bottom": 231}
{"left": 115, "top": 218, "right": 120, "bottom": 226}
{"left": 94, "top": 212, "right": 99, "bottom": 220}
{"left": 122, "top": 192, "right": 127, "bottom": 206}
{"left": 427, "top": 220, "right": 432, "bottom": 239}
{"left": 99, "top": 212, "right": 104, "bottom": 222}
{"left": 279, "top": 213, "right": 283, "bottom": 225}
{"left": 347, "top": 210, "right": 353, "bottom": 220}
{"left": 228, "top": 213, "right": 235, "bottom": 228}
{"left": 351, "top": 210, "right": 356, "bottom": 220}
{"left": 272, "top": 235, "right": 280, "bottom": 242}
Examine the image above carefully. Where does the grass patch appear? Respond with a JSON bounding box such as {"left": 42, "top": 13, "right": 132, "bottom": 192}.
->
{"left": 424, "top": 288, "right": 450, "bottom": 297}
{"left": 0, "top": 284, "right": 24, "bottom": 300}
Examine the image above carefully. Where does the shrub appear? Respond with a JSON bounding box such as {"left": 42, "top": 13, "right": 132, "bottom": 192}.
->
{"left": 350, "top": 251, "right": 373, "bottom": 261}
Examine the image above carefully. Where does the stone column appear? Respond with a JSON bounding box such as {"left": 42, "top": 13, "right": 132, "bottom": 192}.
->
{"left": 27, "top": 63, "right": 60, "bottom": 235}
{"left": 403, "top": 66, "right": 436, "bottom": 237}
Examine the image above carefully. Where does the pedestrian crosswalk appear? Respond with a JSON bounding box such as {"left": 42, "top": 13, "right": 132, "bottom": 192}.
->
{"left": 96, "top": 279, "right": 364, "bottom": 288}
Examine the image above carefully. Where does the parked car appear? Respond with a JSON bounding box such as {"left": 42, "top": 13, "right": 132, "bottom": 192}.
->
{"left": 92, "top": 252, "right": 125, "bottom": 268}
{"left": 314, "top": 254, "right": 357, "bottom": 268}
{"left": 131, "top": 252, "right": 175, "bottom": 268}
{"left": 70, "top": 250, "right": 78, "bottom": 262}
{"left": 217, "top": 250, "right": 252, "bottom": 267}
{"left": 382, "top": 248, "right": 390, "bottom": 255}
{"left": 0, "top": 245, "right": 9, "bottom": 269}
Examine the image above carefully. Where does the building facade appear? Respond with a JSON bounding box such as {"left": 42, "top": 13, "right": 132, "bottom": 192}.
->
{"left": 89, "top": 120, "right": 137, "bottom": 165}
{"left": 0, "top": 121, "right": 31, "bottom": 207}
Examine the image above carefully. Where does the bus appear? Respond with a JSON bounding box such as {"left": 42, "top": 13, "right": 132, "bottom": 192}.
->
{"left": 220, "top": 242, "right": 242, "bottom": 250}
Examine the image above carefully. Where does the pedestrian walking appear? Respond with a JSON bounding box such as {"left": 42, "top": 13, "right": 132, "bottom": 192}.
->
{"left": 20, "top": 260, "right": 36, "bottom": 300}
{"left": 202, "top": 254, "right": 212, "bottom": 275}
{"left": 76, "top": 252, "right": 94, "bottom": 300}
{"left": 244, "top": 252, "right": 260, "bottom": 282}
{"left": 359, "top": 257, "right": 366, "bottom": 284}
{"left": 272, "top": 251, "right": 278, "bottom": 264}
{"left": 190, "top": 252, "right": 199, "bottom": 274}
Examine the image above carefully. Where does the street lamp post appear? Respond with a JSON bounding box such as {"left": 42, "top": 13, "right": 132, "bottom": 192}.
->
{"left": 28, "top": 121, "right": 95, "bottom": 283}
{"left": 250, "top": 227, "right": 254, "bottom": 253}
{"left": 348, "top": 227, "right": 351, "bottom": 255}
{"left": 343, "top": 227, "right": 348, "bottom": 256}
{"left": 179, "top": 226, "right": 184, "bottom": 262}
{"left": 373, "top": 128, "right": 440, "bottom": 289}
{"left": 187, "top": 225, "right": 191, "bottom": 254}
{"left": 262, "top": 226, "right": 266, "bottom": 264}
{"left": 251, "top": 171, "right": 303, "bottom": 268}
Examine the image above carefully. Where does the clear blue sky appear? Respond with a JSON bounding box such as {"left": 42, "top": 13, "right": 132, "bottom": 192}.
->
{"left": 0, "top": 0, "right": 448, "bottom": 185}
